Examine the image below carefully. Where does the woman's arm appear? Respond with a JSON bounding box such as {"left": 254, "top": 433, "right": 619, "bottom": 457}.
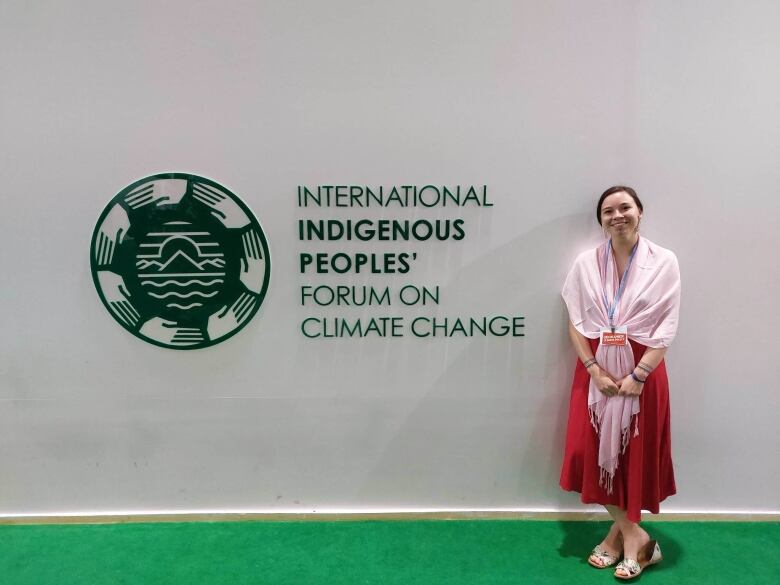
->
{"left": 568, "top": 321, "right": 619, "bottom": 397}
{"left": 636, "top": 347, "right": 667, "bottom": 372}
{"left": 617, "top": 346, "right": 668, "bottom": 396}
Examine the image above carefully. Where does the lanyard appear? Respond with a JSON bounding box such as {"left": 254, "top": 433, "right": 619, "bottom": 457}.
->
{"left": 602, "top": 238, "right": 639, "bottom": 332}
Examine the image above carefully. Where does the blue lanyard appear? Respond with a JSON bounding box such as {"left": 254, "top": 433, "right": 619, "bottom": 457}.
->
{"left": 602, "top": 239, "right": 639, "bottom": 331}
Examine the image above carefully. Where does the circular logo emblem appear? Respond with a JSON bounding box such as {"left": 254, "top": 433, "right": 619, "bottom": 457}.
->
{"left": 91, "top": 173, "right": 270, "bottom": 349}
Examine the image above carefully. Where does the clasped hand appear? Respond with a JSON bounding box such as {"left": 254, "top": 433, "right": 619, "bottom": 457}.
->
{"left": 591, "top": 371, "right": 643, "bottom": 397}
{"left": 616, "top": 375, "right": 643, "bottom": 397}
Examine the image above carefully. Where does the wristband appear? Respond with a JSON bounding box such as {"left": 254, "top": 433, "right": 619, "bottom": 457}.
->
{"left": 583, "top": 358, "right": 597, "bottom": 369}
{"left": 637, "top": 362, "right": 653, "bottom": 374}
{"left": 630, "top": 371, "right": 646, "bottom": 383}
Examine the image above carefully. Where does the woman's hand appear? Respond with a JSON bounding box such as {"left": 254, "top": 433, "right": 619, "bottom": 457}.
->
{"left": 590, "top": 369, "right": 619, "bottom": 397}
{"left": 617, "top": 375, "right": 643, "bottom": 397}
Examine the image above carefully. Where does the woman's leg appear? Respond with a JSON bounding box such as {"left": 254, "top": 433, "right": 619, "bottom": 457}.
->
{"left": 605, "top": 505, "right": 651, "bottom": 576}
{"left": 599, "top": 519, "right": 622, "bottom": 550}
{"left": 589, "top": 515, "right": 622, "bottom": 567}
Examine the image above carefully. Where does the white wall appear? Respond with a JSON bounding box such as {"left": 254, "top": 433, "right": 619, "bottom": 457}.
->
{"left": 1, "top": 0, "right": 778, "bottom": 515}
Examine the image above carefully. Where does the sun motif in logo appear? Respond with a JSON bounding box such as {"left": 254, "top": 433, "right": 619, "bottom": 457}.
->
{"left": 91, "top": 173, "right": 270, "bottom": 349}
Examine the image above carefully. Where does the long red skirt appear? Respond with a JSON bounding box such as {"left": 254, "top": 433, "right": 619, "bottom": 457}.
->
{"left": 559, "top": 338, "right": 676, "bottom": 522}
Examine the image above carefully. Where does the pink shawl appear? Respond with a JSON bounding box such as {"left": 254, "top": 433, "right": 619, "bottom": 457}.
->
{"left": 562, "top": 236, "right": 681, "bottom": 492}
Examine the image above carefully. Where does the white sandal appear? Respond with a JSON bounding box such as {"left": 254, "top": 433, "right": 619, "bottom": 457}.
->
{"left": 614, "top": 540, "right": 662, "bottom": 580}
{"left": 587, "top": 544, "right": 621, "bottom": 568}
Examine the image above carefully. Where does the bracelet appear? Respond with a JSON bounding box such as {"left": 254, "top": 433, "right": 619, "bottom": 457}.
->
{"left": 637, "top": 362, "right": 653, "bottom": 374}
{"left": 630, "top": 371, "right": 646, "bottom": 383}
{"left": 582, "top": 358, "right": 597, "bottom": 369}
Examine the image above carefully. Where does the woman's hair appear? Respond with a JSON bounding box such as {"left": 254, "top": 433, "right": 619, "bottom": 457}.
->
{"left": 596, "top": 185, "right": 643, "bottom": 225}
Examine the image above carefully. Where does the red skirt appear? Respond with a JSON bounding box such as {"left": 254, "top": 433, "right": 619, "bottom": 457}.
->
{"left": 559, "top": 338, "right": 676, "bottom": 522}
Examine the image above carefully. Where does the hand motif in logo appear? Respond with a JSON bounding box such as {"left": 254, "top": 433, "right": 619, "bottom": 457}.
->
{"left": 241, "top": 257, "right": 266, "bottom": 294}
{"left": 207, "top": 293, "right": 257, "bottom": 340}
{"left": 192, "top": 182, "right": 250, "bottom": 229}
{"left": 240, "top": 230, "right": 266, "bottom": 293}
{"left": 139, "top": 317, "right": 204, "bottom": 346}
{"left": 123, "top": 179, "right": 187, "bottom": 209}
{"left": 94, "top": 204, "right": 130, "bottom": 266}
{"left": 97, "top": 270, "right": 140, "bottom": 327}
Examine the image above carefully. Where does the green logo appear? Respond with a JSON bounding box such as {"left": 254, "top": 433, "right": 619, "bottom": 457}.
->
{"left": 90, "top": 173, "right": 270, "bottom": 349}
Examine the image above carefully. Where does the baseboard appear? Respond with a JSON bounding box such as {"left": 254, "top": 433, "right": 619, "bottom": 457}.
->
{"left": 1, "top": 509, "right": 778, "bottom": 525}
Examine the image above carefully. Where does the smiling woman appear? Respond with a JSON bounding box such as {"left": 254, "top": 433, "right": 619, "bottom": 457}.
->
{"left": 560, "top": 185, "right": 681, "bottom": 580}
{"left": 597, "top": 186, "right": 644, "bottom": 241}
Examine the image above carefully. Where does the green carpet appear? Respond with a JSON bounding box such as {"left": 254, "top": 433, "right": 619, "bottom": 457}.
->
{"left": 1, "top": 520, "right": 778, "bottom": 584}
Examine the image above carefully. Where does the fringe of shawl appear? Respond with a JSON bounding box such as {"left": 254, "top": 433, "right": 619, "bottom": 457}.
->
{"left": 588, "top": 401, "right": 640, "bottom": 494}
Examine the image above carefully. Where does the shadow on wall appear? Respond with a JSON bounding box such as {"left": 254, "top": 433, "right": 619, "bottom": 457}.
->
{"left": 354, "top": 212, "right": 603, "bottom": 508}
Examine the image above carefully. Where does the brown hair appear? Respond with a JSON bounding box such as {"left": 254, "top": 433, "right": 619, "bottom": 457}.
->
{"left": 596, "top": 186, "right": 643, "bottom": 225}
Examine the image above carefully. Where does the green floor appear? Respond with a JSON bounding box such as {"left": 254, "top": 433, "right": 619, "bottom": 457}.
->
{"left": 1, "top": 519, "right": 778, "bottom": 584}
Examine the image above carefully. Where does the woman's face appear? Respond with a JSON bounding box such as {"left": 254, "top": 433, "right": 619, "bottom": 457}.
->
{"left": 600, "top": 191, "right": 641, "bottom": 238}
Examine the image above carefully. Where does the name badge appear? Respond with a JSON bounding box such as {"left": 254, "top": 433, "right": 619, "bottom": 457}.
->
{"left": 600, "top": 326, "right": 628, "bottom": 346}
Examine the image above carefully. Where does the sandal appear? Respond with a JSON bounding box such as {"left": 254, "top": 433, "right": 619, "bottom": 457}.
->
{"left": 614, "top": 540, "right": 662, "bottom": 580}
{"left": 588, "top": 544, "right": 621, "bottom": 568}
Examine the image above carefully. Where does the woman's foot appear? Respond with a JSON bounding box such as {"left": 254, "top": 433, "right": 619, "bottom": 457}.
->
{"left": 614, "top": 540, "right": 663, "bottom": 580}
{"left": 588, "top": 522, "right": 622, "bottom": 568}
{"left": 615, "top": 524, "right": 651, "bottom": 577}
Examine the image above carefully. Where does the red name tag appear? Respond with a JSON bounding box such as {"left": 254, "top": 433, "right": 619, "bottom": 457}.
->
{"left": 600, "top": 327, "right": 628, "bottom": 346}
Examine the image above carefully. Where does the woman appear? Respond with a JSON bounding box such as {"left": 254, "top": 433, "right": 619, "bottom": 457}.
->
{"left": 560, "top": 186, "right": 681, "bottom": 580}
